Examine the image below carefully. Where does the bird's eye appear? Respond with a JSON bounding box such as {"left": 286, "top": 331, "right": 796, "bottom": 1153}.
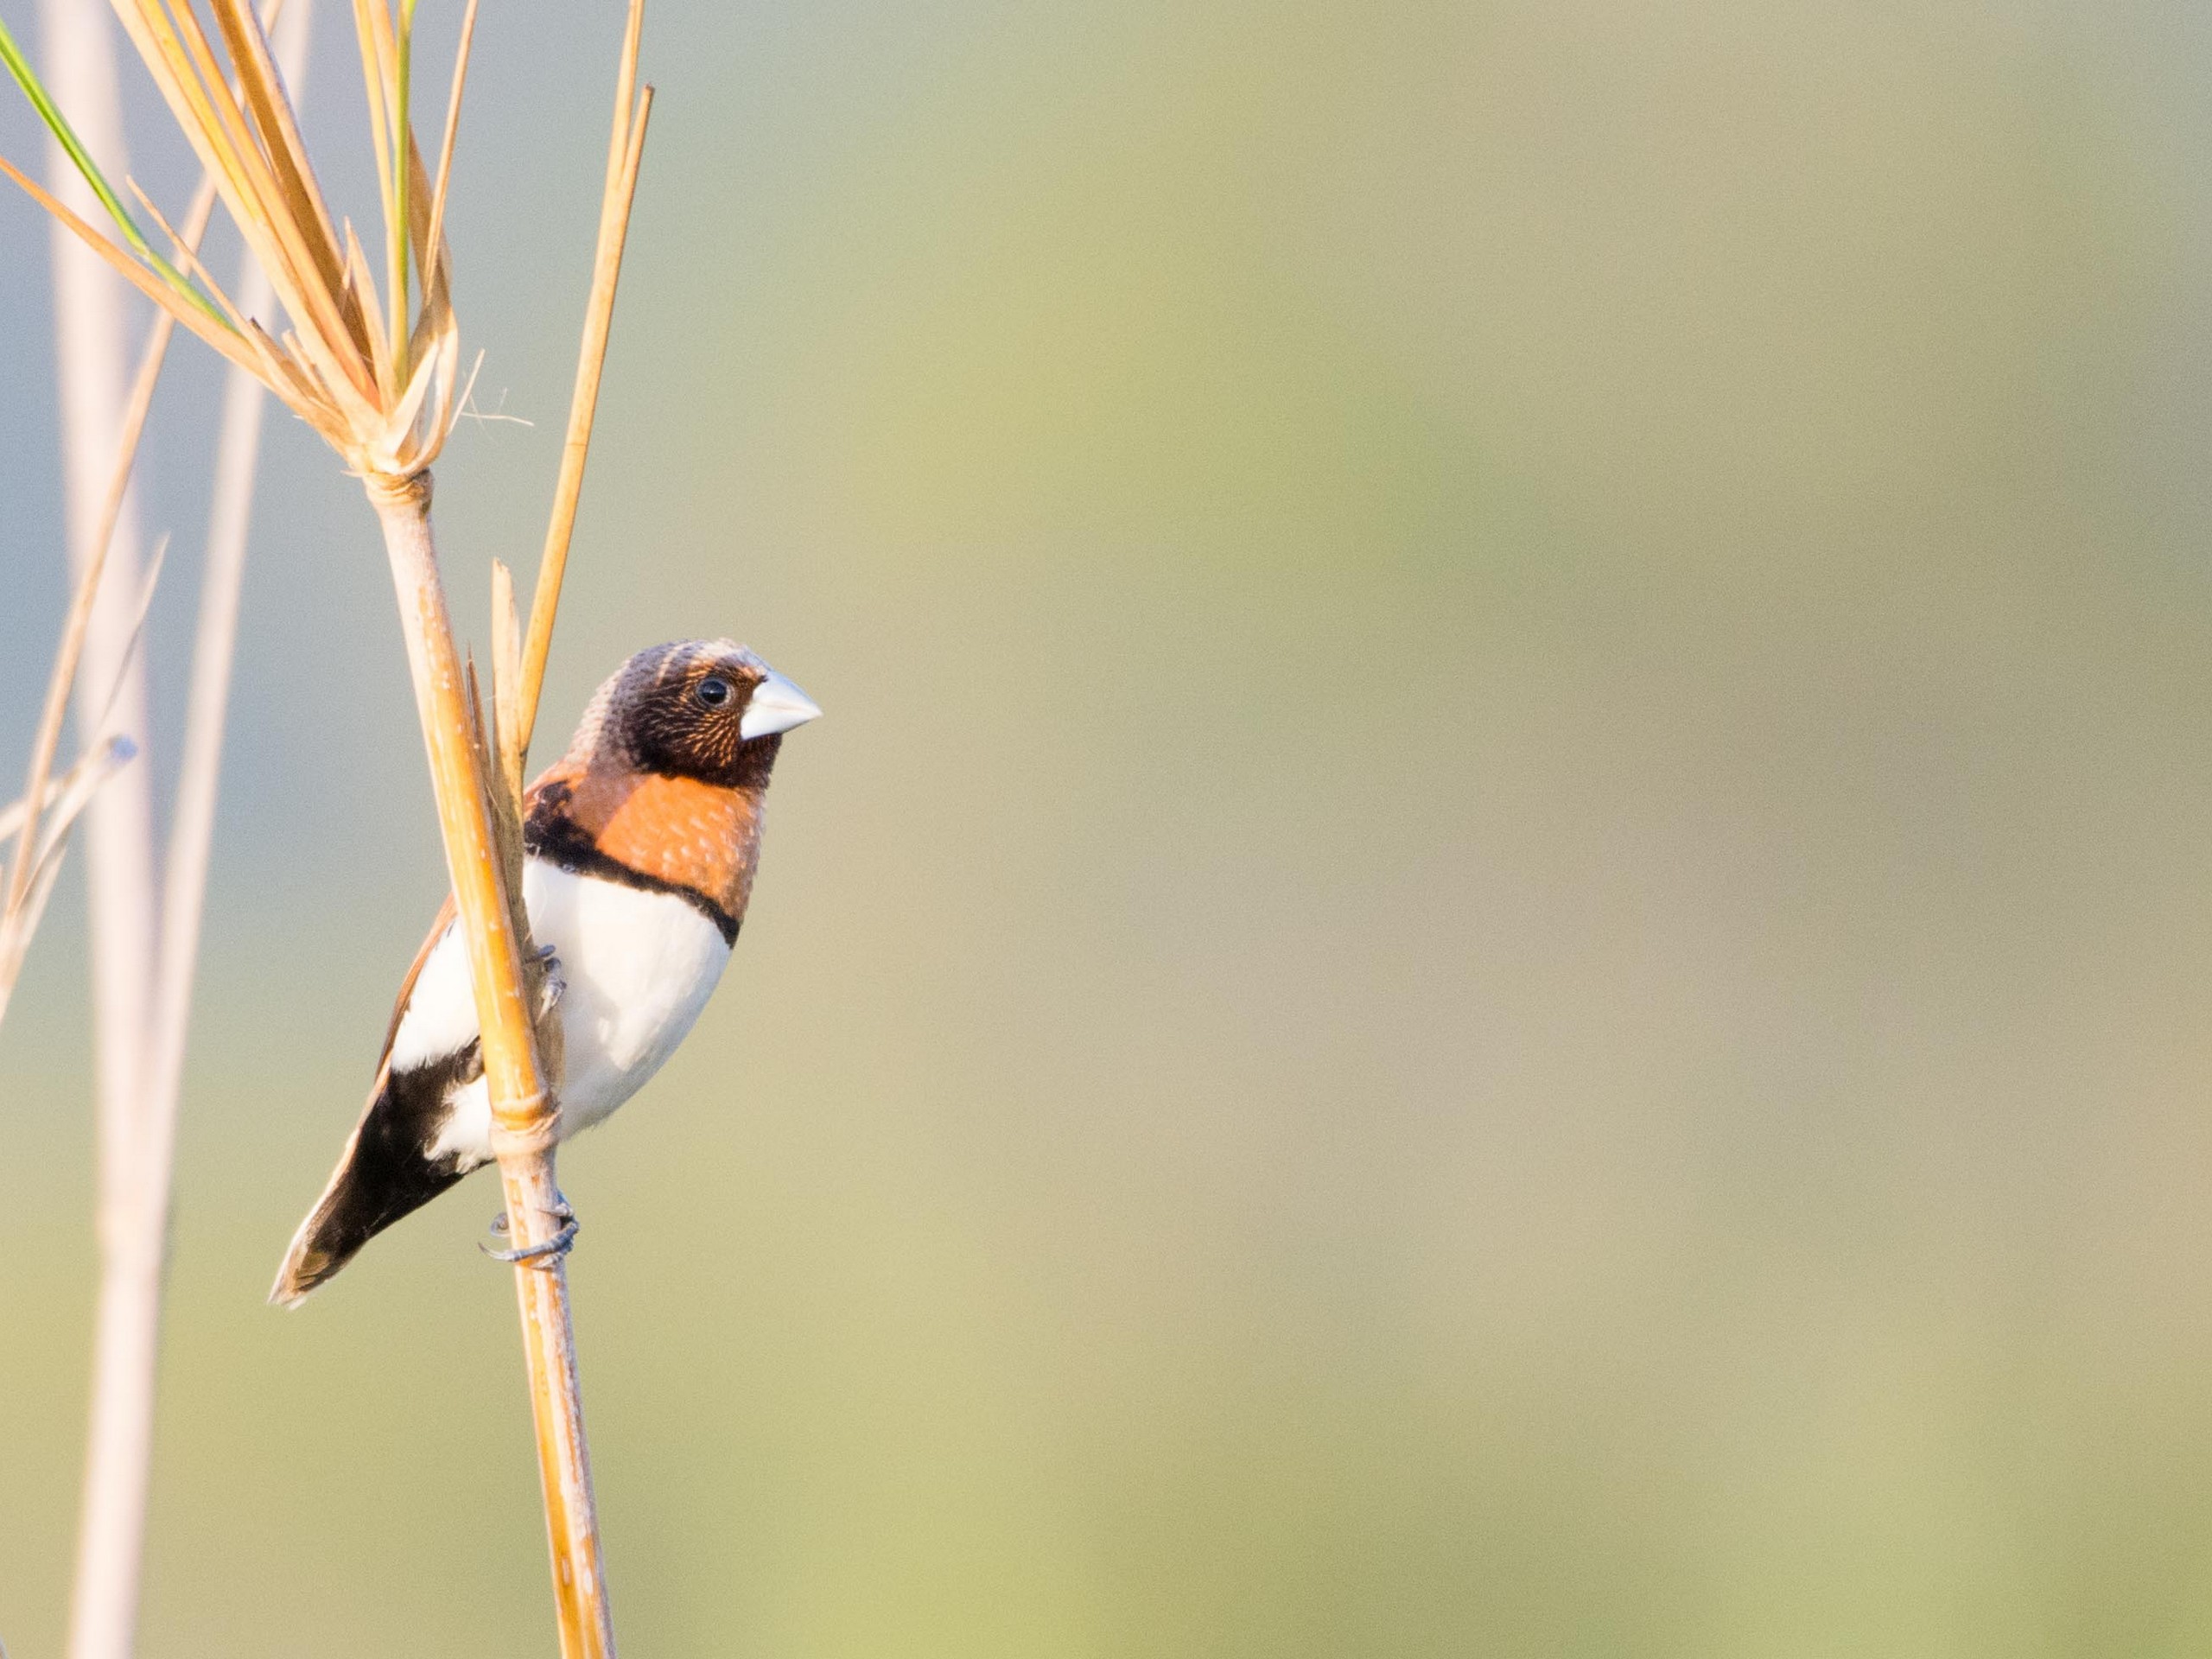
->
{"left": 695, "top": 676, "right": 734, "bottom": 709}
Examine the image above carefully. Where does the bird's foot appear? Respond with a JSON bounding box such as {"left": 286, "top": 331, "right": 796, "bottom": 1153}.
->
{"left": 533, "top": 944, "right": 565, "bottom": 1016}
{"left": 482, "top": 1190, "right": 579, "bottom": 1266}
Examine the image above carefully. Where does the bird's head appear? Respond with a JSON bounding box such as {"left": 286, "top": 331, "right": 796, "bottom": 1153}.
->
{"left": 575, "top": 638, "right": 820, "bottom": 787}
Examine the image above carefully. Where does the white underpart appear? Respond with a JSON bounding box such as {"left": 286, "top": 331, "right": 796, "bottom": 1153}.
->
{"left": 393, "top": 858, "right": 734, "bottom": 1169}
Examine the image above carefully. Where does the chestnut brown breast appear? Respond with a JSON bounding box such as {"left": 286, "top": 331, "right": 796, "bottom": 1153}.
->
{"left": 526, "top": 763, "right": 764, "bottom": 925}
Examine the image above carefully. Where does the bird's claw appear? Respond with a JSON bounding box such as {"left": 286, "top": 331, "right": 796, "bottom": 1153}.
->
{"left": 533, "top": 944, "right": 565, "bottom": 1018}
{"left": 482, "top": 1191, "right": 579, "bottom": 1266}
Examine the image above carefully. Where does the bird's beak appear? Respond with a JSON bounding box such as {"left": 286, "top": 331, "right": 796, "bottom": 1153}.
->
{"left": 740, "top": 667, "right": 823, "bottom": 741}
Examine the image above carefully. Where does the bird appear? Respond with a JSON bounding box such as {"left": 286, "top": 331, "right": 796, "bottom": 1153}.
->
{"left": 271, "top": 638, "right": 819, "bottom": 1306}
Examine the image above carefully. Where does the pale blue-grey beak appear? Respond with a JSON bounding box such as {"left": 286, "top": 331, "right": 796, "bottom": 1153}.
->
{"left": 740, "top": 666, "right": 822, "bottom": 741}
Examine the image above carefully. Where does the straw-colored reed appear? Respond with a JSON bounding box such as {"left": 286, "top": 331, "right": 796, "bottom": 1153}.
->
{"left": 3, "top": 2, "right": 656, "bottom": 1651}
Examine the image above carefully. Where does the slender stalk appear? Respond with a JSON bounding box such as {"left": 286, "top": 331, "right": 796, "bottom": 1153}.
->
{"left": 144, "top": 0, "right": 313, "bottom": 1200}
{"left": 8, "top": 2, "right": 635, "bottom": 1646}
{"left": 0, "top": 738, "right": 138, "bottom": 1029}
{"left": 387, "top": 0, "right": 412, "bottom": 380}
{"left": 39, "top": 12, "right": 158, "bottom": 1657}
{"left": 0, "top": 740, "right": 133, "bottom": 858}
{"left": 479, "top": 20, "right": 652, "bottom": 1627}
{"left": 371, "top": 475, "right": 613, "bottom": 1658}
{"left": 3, "top": 178, "right": 205, "bottom": 969}
{"left": 0, "top": 15, "right": 218, "bottom": 319}
{"left": 0, "top": 396, "right": 137, "bottom": 988}
{"left": 34, "top": 0, "right": 159, "bottom": 1120}
{"left": 142, "top": 317, "right": 261, "bottom": 1110}
{"left": 49, "top": 10, "right": 297, "bottom": 1650}
{"left": 422, "top": 0, "right": 476, "bottom": 274}
{"left": 515, "top": 1, "right": 651, "bottom": 757}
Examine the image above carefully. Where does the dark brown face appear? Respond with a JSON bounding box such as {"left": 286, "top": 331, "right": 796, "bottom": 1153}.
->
{"left": 609, "top": 640, "right": 821, "bottom": 787}
{"left": 620, "top": 650, "right": 769, "bottom": 785}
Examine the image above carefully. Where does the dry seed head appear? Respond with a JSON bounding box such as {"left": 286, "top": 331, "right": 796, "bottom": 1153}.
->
{"left": 0, "top": 0, "right": 474, "bottom": 483}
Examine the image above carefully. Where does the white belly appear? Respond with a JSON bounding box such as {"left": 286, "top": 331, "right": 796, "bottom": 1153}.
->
{"left": 397, "top": 860, "right": 733, "bottom": 1168}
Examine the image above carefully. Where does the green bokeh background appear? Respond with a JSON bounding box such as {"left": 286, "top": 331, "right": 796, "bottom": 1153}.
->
{"left": 8, "top": 0, "right": 2212, "bottom": 1652}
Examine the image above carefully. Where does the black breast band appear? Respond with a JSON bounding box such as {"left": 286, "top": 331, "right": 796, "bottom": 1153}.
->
{"left": 524, "top": 817, "right": 741, "bottom": 944}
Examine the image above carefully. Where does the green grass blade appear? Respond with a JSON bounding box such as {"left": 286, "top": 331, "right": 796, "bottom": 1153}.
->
{"left": 0, "top": 10, "right": 232, "bottom": 330}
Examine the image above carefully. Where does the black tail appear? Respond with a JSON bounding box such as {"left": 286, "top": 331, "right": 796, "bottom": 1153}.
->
{"left": 270, "top": 1066, "right": 472, "bottom": 1306}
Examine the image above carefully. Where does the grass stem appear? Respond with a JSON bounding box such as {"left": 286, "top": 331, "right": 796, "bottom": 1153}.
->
{"left": 516, "top": 0, "right": 651, "bottom": 757}
{"left": 373, "top": 476, "right": 613, "bottom": 1657}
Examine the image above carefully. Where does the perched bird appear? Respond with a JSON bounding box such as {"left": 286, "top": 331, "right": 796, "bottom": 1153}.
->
{"left": 271, "top": 639, "right": 819, "bottom": 1305}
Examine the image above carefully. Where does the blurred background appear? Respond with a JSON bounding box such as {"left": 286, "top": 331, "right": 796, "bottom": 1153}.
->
{"left": 5, "top": 0, "right": 2212, "bottom": 1652}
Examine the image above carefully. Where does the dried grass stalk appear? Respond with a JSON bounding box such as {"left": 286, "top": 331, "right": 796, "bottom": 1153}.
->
{"left": 516, "top": 2, "right": 650, "bottom": 748}
{"left": 8, "top": 9, "right": 308, "bottom": 1656}
{"left": 149, "top": 0, "right": 314, "bottom": 1114}
{"left": 0, "top": 734, "right": 140, "bottom": 1027}
{"left": 32, "top": 19, "right": 182, "bottom": 1657}
{"left": 3, "top": 3, "right": 655, "bottom": 1651}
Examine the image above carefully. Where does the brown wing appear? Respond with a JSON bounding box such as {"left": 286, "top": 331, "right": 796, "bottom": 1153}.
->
{"left": 376, "top": 892, "right": 457, "bottom": 1071}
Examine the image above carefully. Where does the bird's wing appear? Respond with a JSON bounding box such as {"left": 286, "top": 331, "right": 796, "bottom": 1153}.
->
{"left": 276, "top": 768, "right": 597, "bottom": 1306}
{"left": 371, "top": 766, "right": 583, "bottom": 1073}
{"left": 376, "top": 891, "right": 458, "bottom": 1072}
